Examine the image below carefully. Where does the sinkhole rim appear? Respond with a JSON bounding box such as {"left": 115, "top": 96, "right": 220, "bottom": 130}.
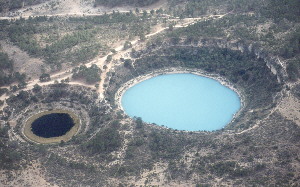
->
{"left": 117, "top": 70, "right": 244, "bottom": 132}
{"left": 23, "top": 109, "right": 81, "bottom": 144}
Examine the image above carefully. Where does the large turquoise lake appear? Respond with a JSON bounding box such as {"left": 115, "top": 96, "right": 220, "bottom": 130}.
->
{"left": 121, "top": 73, "right": 241, "bottom": 131}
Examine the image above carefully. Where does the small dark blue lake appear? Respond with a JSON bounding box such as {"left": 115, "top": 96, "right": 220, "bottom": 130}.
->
{"left": 31, "top": 113, "right": 75, "bottom": 138}
{"left": 121, "top": 73, "right": 241, "bottom": 131}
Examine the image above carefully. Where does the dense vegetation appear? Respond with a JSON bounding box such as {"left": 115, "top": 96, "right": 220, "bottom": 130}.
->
{"left": 72, "top": 64, "right": 101, "bottom": 84}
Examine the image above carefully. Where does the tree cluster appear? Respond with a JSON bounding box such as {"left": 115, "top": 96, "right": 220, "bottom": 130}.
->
{"left": 39, "top": 73, "right": 51, "bottom": 82}
{"left": 72, "top": 64, "right": 101, "bottom": 84}
{"left": 68, "top": 11, "right": 138, "bottom": 25}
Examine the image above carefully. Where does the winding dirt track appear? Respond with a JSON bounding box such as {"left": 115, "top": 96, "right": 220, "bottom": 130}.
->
{"left": 0, "top": 14, "right": 225, "bottom": 111}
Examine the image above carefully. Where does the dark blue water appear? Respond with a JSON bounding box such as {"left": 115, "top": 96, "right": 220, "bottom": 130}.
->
{"left": 31, "top": 113, "right": 75, "bottom": 138}
{"left": 121, "top": 73, "right": 241, "bottom": 131}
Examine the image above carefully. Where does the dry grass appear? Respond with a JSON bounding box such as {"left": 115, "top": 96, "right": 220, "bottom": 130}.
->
{"left": 0, "top": 161, "right": 59, "bottom": 187}
{"left": 23, "top": 109, "right": 80, "bottom": 144}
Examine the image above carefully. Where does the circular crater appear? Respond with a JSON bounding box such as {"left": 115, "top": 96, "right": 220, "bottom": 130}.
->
{"left": 120, "top": 73, "right": 241, "bottom": 131}
{"left": 31, "top": 113, "right": 75, "bottom": 138}
{"left": 24, "top": 110, "right": 80, "bottom": 144}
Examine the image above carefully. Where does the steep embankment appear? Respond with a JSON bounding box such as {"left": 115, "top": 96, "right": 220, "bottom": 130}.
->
{"left": 107, "top": 38, "right": 283, "bottom": 131}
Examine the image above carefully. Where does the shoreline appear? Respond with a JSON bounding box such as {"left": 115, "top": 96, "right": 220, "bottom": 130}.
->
{"left": 115, "top": 67, "right": 246, "bottom": 129}
{"left": 22, "top": 109, "right": 81, "bottom": 144}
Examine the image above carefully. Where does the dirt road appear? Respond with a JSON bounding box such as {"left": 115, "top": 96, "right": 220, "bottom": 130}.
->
{"left": 0, "top": 14, "right": 226, "bottom": 111}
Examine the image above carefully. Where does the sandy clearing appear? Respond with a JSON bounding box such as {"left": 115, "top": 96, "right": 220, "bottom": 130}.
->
{"left": 0, "top": 0, "right": 168, "bottom": 20}
{"left": 0, "top": 40, "right": 45, "bottom": 80}
{"left": 0, "top": 161, "right": 58, "bottom": 187}
{"left": 278, "top": 94, "right": 300, "bottom": 126}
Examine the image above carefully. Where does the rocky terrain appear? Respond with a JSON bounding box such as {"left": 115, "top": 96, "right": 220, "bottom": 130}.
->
{"left": 0, "top": 0, "right": 300, "bottom": 186}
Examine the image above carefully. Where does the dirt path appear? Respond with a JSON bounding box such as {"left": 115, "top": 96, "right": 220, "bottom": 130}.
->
{"left": 0, "top": 14, "right": 226, "bottom": 112}
{"left": 0, "top": 0, "right": 167, "bottom": 20}
{"left": 96, "top": 15, "right": 224, "bottom": 97}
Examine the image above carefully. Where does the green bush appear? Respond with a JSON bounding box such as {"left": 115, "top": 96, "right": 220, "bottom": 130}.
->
{"left": 72, "top": 64, "right": 101, "bottom": 84}
{"left": 83, "top": 121, "right": 122, "bottom": 154}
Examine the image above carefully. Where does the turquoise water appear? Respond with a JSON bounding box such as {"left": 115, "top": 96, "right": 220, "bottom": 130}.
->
{"left": 121, "top": 73, "right": 241, "bottom": 131}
